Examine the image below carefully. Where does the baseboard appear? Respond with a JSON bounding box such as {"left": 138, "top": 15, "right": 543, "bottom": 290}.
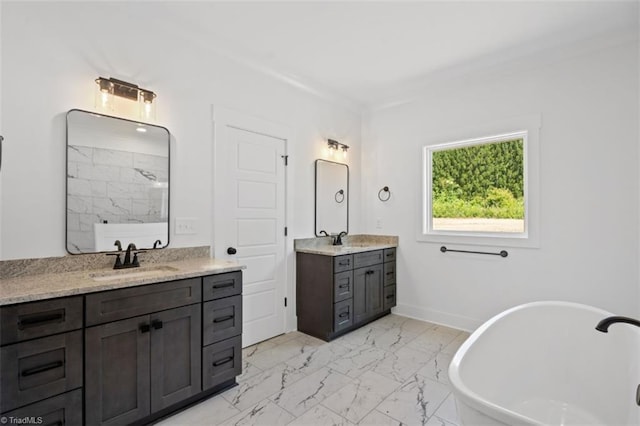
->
{"left": 392, "top": 303, "right": 481, "bottom": 332}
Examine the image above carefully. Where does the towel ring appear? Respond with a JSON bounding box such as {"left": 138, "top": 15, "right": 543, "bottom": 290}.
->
{"left": 335, "top": 189, "right": 345, "bottom": 203}
{"left": 378, "top": 186, "right": 391, "bottom": 202}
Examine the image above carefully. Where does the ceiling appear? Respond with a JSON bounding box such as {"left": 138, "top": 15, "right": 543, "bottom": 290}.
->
{"left": 142, "top": 2, "right": 640, "bottom": 107}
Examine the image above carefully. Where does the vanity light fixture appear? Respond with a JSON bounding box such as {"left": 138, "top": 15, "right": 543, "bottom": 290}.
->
{"left": 327, "top": 139, "right": 349, "bottom": 160}
{"left": 95, "top": 77, "right": 157, "bottom": 120}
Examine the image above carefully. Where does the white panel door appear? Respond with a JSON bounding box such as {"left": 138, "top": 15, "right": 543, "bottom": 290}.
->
{"left": 215, "top": 121, "right": 286, "bottom": 348}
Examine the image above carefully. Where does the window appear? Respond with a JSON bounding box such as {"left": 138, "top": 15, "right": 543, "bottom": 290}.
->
{"left": 419, "top": 117, "right": 540, "bottom": 248}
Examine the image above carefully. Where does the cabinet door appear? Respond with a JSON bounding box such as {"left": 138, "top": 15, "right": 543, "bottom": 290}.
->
{"left": 85, "top": 315, "right": 151, "bottom": 426}
{"left": 353, "top": 268, "right": 368, "bottom": 324}
{"left": 367, "top": 264, "right": 384, "bottom": 318}
{"left": 150, "top": 304, "right": 202, "bottom": 412}
{"left": 353, "top": 265, "right": 384, "bottom": 325}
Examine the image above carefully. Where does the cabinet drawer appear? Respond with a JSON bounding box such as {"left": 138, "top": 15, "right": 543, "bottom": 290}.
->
{"left": 0, "top": 330, "right": 82, "bottom": 413}
{"left": 202, "top": 336, "right": 242, "bottom": 391}
{"left": 334, "top": 299, "right": 353, "bottom": 333}
{"left": 384, "top": 262, "right": 396, "bottom": 286}
{"left": 203, "top": 295, "right": 242, "bottom": 346}
{"left": 383, "top": 248, "right": 396, "bottom": 263}
{"left": 1, "top": 388, "right": 82, "bottom": 425}
{"left": 1, "top": 297, "right": 83, "bottom": 346}
{"left": 203, "top": 271, "right": 242, "bottom": 301}
{"left": 353, "top": 250, "right": 383, "bottom": 269}
{"left": 383, "top": 285, "right": 397, "bottom": 311}
{"left": 333, "top": 255, "right": 353, "bottom": 273}
{"left": 86, "top": 278, "right": 201, "bottom": 326}
{"left": 334, "top": 271, "right": 353, "bottom": 303}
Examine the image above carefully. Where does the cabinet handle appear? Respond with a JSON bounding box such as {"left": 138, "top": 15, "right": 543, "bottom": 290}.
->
{"left": 21, "top": 361, "right": 64, "bottom": 377}
{"left": 386, "top": 253, "right": 393, "bottom": 257}
{"left": 386, "top": 272, "right": 394, "bottom": 276}
{"left": 213, "top": 356, "right": 234, "bottom": 367}
{"left": 152, "top": 320, "right": 163, "bottom": 330}
{"left": 338, "top": 284, "right": 349, "bottom": 289}
{"left": 213, "top": 314, "right": 234, "bottom": 323}
{"left": 386, "top": 295, "right": 395, "bottom": 299}
{"left": 338, "top": 312, "right": 349, "bottom": 318}
{"left": 18, "top": 311, "right": 65, "bottom": 329}
{"left": 338, "top": 261, "right": 350, "bottom": 266}
{"left": 140, "top": 323, "right": 151, "bottom": 333}
{"left": 366, "top": 270, "right": 374, "bottom": 275}
{"left": 212, "top": 281, "right": 234, "bottom": 289}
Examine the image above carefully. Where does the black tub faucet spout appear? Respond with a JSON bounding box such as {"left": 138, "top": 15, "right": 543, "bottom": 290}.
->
{"left": 595, "top": 316, "right": 640, "bottom": 332}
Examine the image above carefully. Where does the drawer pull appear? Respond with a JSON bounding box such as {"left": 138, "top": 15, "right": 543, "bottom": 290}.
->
{"left": 21, "top": 360, "right": 64, "bottom": 377}
{"left": 18, "top": 312, "right": 65, "bottom": 329}
{"left": 366, "top": 270, "right": 374, "bottom": 275}
{"left": 139, "top": 323, "right": 150, "bottom": 333}
{"left": 338, "top": 312, "right": 349, "bottom": 318}
{"left": 386, "top": 253, "right": 393, "bottom": 257}
{"left": 213, "top": 356, "right": 234, "bottom": 367}
{"left": 213, "top": 315, "right": 234, "bottom": 323}
{"left": 212, "top": 282, "right": 235, "bottom": 289}
{"left": 386, "top": 272, "right": 394, "bottom": 276}
{"left": 386, "top": 295, "right": 395, "bottom": 299}
{"left": 152, "top": 320, "right": 163, "bottom": 330}
{"left": 338, "top": 284, "right": 349, "bottom": 289}
{"left": 338, "top": 261, "right": 350, "bottom": 266}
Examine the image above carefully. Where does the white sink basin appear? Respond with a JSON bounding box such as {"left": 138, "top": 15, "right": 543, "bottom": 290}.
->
{"left": 89, "top": 265, "right": 179, "bottom": 282}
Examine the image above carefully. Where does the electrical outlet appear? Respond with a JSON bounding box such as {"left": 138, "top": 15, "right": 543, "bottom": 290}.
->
{"left": 175, "top": 217, "right": 197, "bottom": 235}
{"left": 376, "top": 218, "right": 382, "bottom": 229}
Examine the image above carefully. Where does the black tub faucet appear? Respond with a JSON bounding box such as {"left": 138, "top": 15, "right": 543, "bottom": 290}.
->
{"left": 595, "top": 316, "right": 640, "bottom": 332}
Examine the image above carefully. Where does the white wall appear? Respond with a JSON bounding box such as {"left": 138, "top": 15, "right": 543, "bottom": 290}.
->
{"left": 363, "top": 39, "right": 640, "bottom": 329}
{"left": 0, "top": 2, "right": 361, "bottom": 260}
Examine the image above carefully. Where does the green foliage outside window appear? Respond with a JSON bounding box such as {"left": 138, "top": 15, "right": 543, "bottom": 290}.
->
{"left": 432, "top": 139, "right": 524, "bottom": 219}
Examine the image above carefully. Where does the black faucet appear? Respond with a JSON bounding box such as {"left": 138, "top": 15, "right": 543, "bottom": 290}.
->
{"left": 333, "top": 231, "right": 348, "bottom": 246}
{"left": 114, "top": 240, "right": 122, "bottom": 251}
{"left": 596, "top": 316, "right": 640, "bottom": 332}
{"left": 122, "top": 243, "right": 139, "bottom": 268}
{"left": 319, "top": 230, "right": 329, "bottom": 237}
{"left": 153, "top": 239, "right": 162, "bottom": 249}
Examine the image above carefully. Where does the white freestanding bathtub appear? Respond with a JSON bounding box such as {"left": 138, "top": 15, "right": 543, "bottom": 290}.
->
{"left": 449, "top": 301, "right": 640, "bottom": 425}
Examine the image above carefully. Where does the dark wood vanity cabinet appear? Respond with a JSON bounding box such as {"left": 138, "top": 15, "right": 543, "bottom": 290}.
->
{"left": 0, "top": 270, "right": 243, "bottom": 426}
{"left": 296, "top": 247, "right": 396, "bottom": 341}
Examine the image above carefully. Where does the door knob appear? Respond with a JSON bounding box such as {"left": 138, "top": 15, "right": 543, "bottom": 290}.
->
{"left": 227, "top": 247, "right": 237, "bottom": 255}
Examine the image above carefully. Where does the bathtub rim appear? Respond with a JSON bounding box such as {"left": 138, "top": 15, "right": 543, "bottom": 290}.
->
{"left": 448, "top": 300, "right": 614, "bottom": 425}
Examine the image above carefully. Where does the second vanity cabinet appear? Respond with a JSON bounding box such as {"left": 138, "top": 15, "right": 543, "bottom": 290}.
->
{"left": 297, "top": 247, "right": 396, "bottom": 341}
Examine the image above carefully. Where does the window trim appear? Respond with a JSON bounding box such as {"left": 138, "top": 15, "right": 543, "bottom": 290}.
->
{"left": 417, "top": 115, "right": 540, "bottom": 249}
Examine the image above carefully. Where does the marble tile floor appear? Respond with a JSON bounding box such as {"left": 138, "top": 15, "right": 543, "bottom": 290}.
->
{"left": 157, "top": 314, "right": 470, "bottom": 426}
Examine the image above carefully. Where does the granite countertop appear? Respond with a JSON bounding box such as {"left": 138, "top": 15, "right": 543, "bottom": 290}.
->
{"left": 294, "top": 234, "right": 398, "bottom": 257}
{"left": 0, "top": 257, "right": 245, "bottom": 306}
{"left": 295, "top": 244, "right": 397, "bottom": 256}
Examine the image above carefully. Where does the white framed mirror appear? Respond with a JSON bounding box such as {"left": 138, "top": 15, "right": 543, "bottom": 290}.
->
{"left": 315, "top": 159, "right": 349, "bottom": 236}
{"left": 66, "top": 109, "right": 170, "bottom": 254}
